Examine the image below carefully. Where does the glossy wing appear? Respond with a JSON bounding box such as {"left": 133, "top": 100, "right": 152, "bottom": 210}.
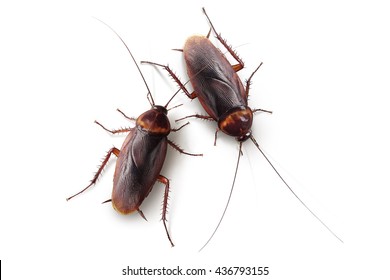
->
{"left": 112, "top": 128, "right": 168, "bottom": 214}
{"left": 184, "top": 36, "right": 247, "bottom": 120}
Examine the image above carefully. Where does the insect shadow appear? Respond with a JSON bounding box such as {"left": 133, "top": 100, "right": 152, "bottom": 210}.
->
{"left": 142, "top": 7, "right": 343, "bottom": 251}
{"left": 66, "top": 19, "right": 202, "bottom": 247}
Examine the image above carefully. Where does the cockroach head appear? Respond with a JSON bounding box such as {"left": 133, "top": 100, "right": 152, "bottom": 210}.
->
{"left": 152, "top": 105, "right": 168, "bottom": 115}
{"left": 136, "top": 106, "right": 170, "bottom": 135}
{"left": 218, "top": 106, "right": 253, "bottom": 142}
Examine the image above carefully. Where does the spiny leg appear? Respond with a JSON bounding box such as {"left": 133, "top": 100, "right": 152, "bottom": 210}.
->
{"left": 117, "top": 108, "right": 136, "bottom": 121}
{"left": 157, "top": 175, "right": 174, "bottom": 247}
{"left": 167, "top": 140, "right": 203, "bottom": 156}
{"left": 94, "top": 121, "right": 132, "bottom": 134}
{"left": 171, "top": 121, "right": 190, "bottom": 132}
{"left": 170, "top": 123, "right": 203, "bottom": 156}
{"left": 245, "top": 62, "right": 263, "bottom": 98}
{"left": 244, "top": 62, "right": 272, "bottom": 114}
{"left": 176, "top": 114, "right": 214, "bottom": 123}
{"left": 214, "top": 128, "right": 220, "bottom": 146}
{"left": 202, "top": 7, "right": 245, "bottom": 72}
{"left": 66, "top": 147, "right": 120, "bottom": 201}
{"left": 175, "top": 114, "right": 218, "bottom": 146}
{"left": 141, "top": 61, "right": 197, "bottom": 99}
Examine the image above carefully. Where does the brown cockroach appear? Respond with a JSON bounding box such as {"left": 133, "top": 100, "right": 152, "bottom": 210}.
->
{"left": 66, "top": 20, "right": 202, "bottom": 247}
{"left": 142, "top": 8, "right": 342, "bottom": 250}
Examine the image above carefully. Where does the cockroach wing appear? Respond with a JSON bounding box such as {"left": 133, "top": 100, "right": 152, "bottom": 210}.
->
{"left": 112, "top": 127, "right": 168, "bottom": 214}
{"left": 184, "top": 36, "right": 247, "bottom": 120}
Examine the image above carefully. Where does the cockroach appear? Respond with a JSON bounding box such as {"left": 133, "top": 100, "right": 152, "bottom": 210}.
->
{"left": 66, "top": 20, "right": 202, "bottom": 247}
{"left": 142, "top": 7, "right": 342, "bottom": 250}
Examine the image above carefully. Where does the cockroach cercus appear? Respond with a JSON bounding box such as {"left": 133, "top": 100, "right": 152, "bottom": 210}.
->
{"left": 142, "top": 8, "right": 343, "bottom": 250}
{"left": 66, "top": 19, "right": 202, "bottom": 247}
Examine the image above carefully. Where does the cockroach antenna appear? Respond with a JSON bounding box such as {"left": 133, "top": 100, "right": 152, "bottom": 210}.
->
{"left": 93, "top": 17, "right": 155, "bottom": 106}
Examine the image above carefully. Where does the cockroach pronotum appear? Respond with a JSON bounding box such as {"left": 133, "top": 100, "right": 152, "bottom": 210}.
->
{"left": 66, "top": 19, "right": 202, "bottom": 247}
{"left": 142, "top": 7, "right": 342, "bottom": 250}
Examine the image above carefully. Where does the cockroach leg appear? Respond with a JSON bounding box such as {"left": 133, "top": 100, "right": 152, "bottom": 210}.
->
{"left": 231, "top": 64, "right": 243, "bottom": 72}
{"left": 175, "top": 116, "right": 220, "bottom": 146}
{"left": 116, "top": 108, "right": 136, "bottom": 121}
{"left": 176, "top": 114, "right": 215, "bottom": 145}
{"left": 202, "top": 8, "right": 245, "bottom": 71}
{"left": 245, "top": 62, "right": 263, "bottom": 97}
{"left": 66, "top": 147, "right": 120, "bottom": 201}
{"left": 170, "top": 123, "right": 204, "bottom": 155}
{"left": 175, "top": 114, "right": 214, "bottom": 123}
{"left": 171, "top": 121, "right": 190, "bottom": 132}
{"left": 157, "top": 175, "right": 174, "bottom": 247}
{"left": 94, "top": 120, "right": 132, "bottom": 134}
{"left": 167, "top": 140, "right": 203, "bottom": 156}
{"left": 101, "top": 199, "right": 111, "bottom": 204}
{"left": 242, "top": 62, "right": 273, "bottom": 114}
{"left": 214, "top": 129, "right": 219, "bottom": 146}
{"left": 141, "top": 61, "right": 197, "bottom": 99}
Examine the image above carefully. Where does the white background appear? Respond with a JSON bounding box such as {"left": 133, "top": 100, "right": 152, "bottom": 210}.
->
{"left": 1, "top": 0, "right": 390, "bottom": 279}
